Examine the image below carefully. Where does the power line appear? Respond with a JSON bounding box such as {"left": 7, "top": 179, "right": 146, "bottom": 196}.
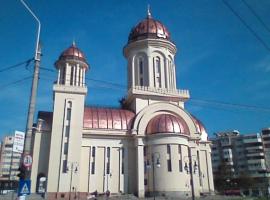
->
{"left": 221, "top": 0, "right": 270, "bottom": 52}
{"left": 189, "top": 98, "right": 270, "bottom": 112}
{"left": 241, "top": 0, "right": 270, "bottom": 34}
{"left": 0, "top": 76, "right": 32, "bottom": 89}
{"left": 39, "top": 67, "right": 126, "bottom": 88}
{"left": 38, "top": 72, "right": 270, "bottom": 113}
{"left": 0, "top": 58, "right": 34, "bottom": 73}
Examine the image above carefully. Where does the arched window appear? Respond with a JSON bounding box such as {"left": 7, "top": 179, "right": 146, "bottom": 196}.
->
{"left": 70, "top": 66, "right": 74, "bottom": 86}
{"left": 78, "top": 68, "right": 82, "bottom": 86}
{"left": 60, "top": 66, "right": 66, "bottom": 84}
{"left": 138, "top": 57, "right": 144, "bottom": 86}
{"left": 153, "top": 56, "right": 161, "bottom": 88}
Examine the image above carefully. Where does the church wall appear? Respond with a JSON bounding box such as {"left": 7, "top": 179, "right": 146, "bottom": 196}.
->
{"left": 31, "top": 130, "right": 51, "bottom": 193}
{"left": 79, "top": 136, "right": 132, "bottom": 194}
{"left": 144, "top": 135, "right": 192, "bottom": 197}
{"left": 47, "top": 91, "right": 85, "bottom": 193}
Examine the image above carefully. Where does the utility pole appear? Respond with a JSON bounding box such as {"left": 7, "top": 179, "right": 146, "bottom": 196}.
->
{"left": 20, "top": 0, "right": 41, "bottom": 179}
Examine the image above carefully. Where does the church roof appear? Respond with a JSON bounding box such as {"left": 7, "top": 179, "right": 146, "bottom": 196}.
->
{"left": 128, "top": 9, "right": 171, "bottom": 43}
{"left": 83, "top": 107, "right": 135, "bottom": 130}
{"left": 58, "top": 42, "right": 87, "bottom": 64}
{"left": 146, "top": 114, "right": 190, "bottom": 135}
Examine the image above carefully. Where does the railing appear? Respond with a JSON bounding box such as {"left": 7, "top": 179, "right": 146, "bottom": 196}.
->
{"left": 128, "top": 86, "right": 190, "bottom": 98}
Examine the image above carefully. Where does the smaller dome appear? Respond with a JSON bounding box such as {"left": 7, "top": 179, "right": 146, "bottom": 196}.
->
{"left": 58, "top": 42, "right": 87, "bottom": 63}
{"left": 146, "top": 114, "right": 190, "bottom": 135}
{"left": 128, "top": 10, "right": 171, "bottom": 43}
{"left": 191, "top": 115, "right": 208, "bottom": 141}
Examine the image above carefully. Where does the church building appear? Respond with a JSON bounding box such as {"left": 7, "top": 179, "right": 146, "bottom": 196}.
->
{"left": 30, "top": 9, "right": 214, "bottom": 199}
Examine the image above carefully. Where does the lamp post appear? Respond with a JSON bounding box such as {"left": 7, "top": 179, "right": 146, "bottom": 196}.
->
{"left": 67, "top": 162, "right": 78, "bottom": 200}
{"left": 20, "top": 0, "right": 41, "bottom": 179}
{"left": 183, "top": 149, "right": 198, "bottom": 200}
{"left": 146, "top": 152, "right": 161, "bottom": 200}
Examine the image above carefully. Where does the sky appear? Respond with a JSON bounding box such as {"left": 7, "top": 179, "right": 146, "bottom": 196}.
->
{"left": 0, "top": 0, "right": 270, "bottom": 140}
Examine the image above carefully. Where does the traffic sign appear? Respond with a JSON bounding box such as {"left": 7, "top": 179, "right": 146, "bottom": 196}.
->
{"left": 18, "top": 180, "right": 31, "bottom": 196}
{"left": 23, "top": 154, "right": 33, "bottom": 168}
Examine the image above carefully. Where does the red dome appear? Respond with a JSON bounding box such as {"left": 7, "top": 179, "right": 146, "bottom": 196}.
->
{"left": 191, "top": 115, "right": 207, "bottom": 135}
{"left": 146, "top": 114, "right": 190, "bottom": 135}
{"left": 59, "top": 42, "right": 87, "bottom": 63}
{"left": 128, "top": 12, "right": 171, "bottom": 43}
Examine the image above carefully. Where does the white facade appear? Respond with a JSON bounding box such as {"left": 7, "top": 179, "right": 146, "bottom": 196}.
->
{"left": 30, "top": 11, "right": 214, "bottom": 200}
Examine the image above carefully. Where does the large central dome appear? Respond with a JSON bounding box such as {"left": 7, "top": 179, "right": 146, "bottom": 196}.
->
{"left": 128, "top": 9, "right": 171, "bottom": 43}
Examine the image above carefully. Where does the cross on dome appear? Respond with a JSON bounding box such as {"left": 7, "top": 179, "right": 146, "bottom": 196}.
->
{"left": 147, "top": 4, "right": 152, "bottom": 18}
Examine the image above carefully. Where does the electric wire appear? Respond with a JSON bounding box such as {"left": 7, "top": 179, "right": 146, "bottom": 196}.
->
{"left": 221, "top": 0, "right": 270, "bottom": 52}
{"left": 38, "top": 71, "right": 270, "bottom": 113}
{"left": 241, "top": 0, "right": 270, "bottom": 34}
{"left": 0, "top": 58, "right": 34, "bottom": 73}
{"left": 0, "top": 76, "right": 32, "bottom": 89}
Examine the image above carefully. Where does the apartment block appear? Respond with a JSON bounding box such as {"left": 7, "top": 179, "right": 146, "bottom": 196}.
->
{"left": 0, "top": 135, "right": 22, "bottom": 180}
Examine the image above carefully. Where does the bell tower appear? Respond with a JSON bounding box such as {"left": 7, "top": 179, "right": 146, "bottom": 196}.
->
{"left": 123, "top": 9, "right": 189, "bottom": 113}
{"left": 47, "top": 42, "right": 89, "bottom": 193}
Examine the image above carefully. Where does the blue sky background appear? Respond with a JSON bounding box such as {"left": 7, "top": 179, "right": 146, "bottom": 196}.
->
{"left": 0, "top": 0, "right": 270, "bottom": 139}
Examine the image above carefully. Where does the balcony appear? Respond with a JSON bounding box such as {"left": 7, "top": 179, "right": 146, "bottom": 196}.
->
{"left": 127, "top": 86, "right": 190, "bottom": 99}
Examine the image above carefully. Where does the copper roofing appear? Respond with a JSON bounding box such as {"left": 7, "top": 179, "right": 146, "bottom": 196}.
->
{"left": 128, "top": 12, "right": 170, "bottom": 43}
{"left": 191, "top": 115, "right": 207, "bottom": 135}
{"left": 58, "top": 42, "right": 87, "bottom": 63}
{"left": 83, "top": 107, "right": 135, "bottom": 130}
{"left": 146, "top": 114, "right": 190, "bottom": 135}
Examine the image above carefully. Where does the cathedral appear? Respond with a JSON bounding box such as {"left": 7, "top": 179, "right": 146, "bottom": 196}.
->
{"left": 30, "top": 9, "right": 214, "bottom": 199}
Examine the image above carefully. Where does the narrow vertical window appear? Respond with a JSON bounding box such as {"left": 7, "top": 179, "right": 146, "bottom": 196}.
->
{"left": 64, "top": 143, "right": 68, "bottom": 155}
{"left": 167, "top": 144, "right": 171, "bottom": 154}
{"left": 155, "top": 57, "right": 161, "bottom": 88}
{"left": 78, "top": 68, "right": 82, "bottom": 86}
{"left": 91, "top": 147, "right": 96, "bottom": 174}
{"left": 61, "top": 66, "right": 66, "bottom": 84}
{"left": 167, "top": 159, "right": 172, "bottom": 172}
{"left": 74, "top": 66, "right": 77, "bottom": 85}
{"left": 106, "top": 147, "right": 110, "bottom": 174}
{"left": 62, "top": 160, "right": 67, "bottom": 173}
{"left": 91, "top": 161, "right": 95, "bottom": 174}
{"left": 167, "top": 144, "right": 172, "bottom": 172}
{"left": 138, "top": 58, "right": 144, "bottom": 86}
{"left": 92, "top": 147, "right": 96, "bottom": 157}
{"left": 65, "top": 125, "right": 70, "bottom": 137}
{"left": 70, "top": 66, "right": 74, "bottom": 85}
{"left": 122, "top": 148, "right": 125, "bottom": 174}
{"left": 179, "top": 145, "right": 182, "bottom": 172}
{"left": 179, "top": 160, "right": 182, "bottom": 172}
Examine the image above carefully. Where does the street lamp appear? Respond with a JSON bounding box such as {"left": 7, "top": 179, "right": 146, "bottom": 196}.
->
{"left": 146, "top": 152, "right": 161, "bottom": 200}
{"left": 67, "top": 162, "right": 78, "bottom": 200}
{"left": 20, "top": 0, "right": 42, "bottom": 180}
{"left": 183, "top": 153, "right": 198, "bottom": 200}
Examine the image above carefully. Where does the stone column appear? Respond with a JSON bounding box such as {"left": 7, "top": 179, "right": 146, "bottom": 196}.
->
{"left": 136, "top": 137, "right": 145, "bottom": 198}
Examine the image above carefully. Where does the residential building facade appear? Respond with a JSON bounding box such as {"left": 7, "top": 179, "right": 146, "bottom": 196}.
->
{"left": 211, "top": 129, "right": 270, "bottom": 195}
{"left": 0, "top": 135, "right": 22, "bottom": 181}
